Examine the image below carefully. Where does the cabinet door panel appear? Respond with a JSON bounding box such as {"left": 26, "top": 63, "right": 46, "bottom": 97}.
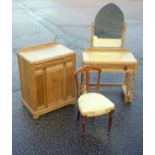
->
{"left": 65, "top": 62, "right": 75, "bottom": 99}
{"left": 57, "top": 69, "right": 64, "bottom": 101}
{"left": 35, "top": 69, "right": 45, "bottom": 108}
{"left": 46, "top": 64, "right": 64, "bottom": 105}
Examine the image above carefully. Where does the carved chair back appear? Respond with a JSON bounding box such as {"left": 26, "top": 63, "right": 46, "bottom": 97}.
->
{"left": 74, "top": 65, "right": 102, "bottom": 98}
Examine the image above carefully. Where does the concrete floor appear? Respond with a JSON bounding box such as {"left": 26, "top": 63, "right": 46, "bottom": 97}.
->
{"left": 12, "top": 0, "right": 143, "bottom": 154}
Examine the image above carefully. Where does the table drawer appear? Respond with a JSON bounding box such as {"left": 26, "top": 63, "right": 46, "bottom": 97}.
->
{"left": 95, "top": 64, "right": 136, "bottom": 72}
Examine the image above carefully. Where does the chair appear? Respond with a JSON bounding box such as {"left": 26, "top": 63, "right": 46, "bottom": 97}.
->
{"left": 74, "top": 65, "right": 115, "bottom": 138}
{"left": 90, "top": 3, "right": 126, "bottom": 48}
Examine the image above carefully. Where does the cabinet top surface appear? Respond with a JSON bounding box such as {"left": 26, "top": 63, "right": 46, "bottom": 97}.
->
{"left": 18, "top": 42, "right": 74, "bottom": 63}
{"left": 83, "top": 48, "right": 137, "bottom": 64}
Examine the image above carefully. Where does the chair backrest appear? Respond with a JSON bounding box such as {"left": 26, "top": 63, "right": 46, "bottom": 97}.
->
{"left": 74, "top": 65, "right": 102, "bottom": 97}
{"left": 90, "top": 3, "right": 126, "bottom": 48}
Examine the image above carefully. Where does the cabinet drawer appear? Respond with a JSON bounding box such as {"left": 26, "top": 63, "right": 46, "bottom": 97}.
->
{"left": 65, "top": 55, "right": 75, "bottom": 62}
{"left": 65, "top": 56, "right": 72, "bottom": 62}
{"left": 35, "top": 64, "right": 44, "bottom": 70}
{"left": 45, "top": 59, "right": 64, "bottom": 68}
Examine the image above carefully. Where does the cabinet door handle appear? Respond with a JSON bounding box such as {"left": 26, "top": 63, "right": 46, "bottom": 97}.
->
{"left": 124, "top": 66, "right": 128, "bottom": 71}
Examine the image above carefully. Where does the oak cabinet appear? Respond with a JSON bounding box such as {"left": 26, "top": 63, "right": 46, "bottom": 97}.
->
{"left": 17, "top": 42, "right": 76, "bottom": 119}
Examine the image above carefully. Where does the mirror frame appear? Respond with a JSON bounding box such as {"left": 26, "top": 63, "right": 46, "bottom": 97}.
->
{"left": 90, "top": 3, "right": 126, "bottom": 48}
{"left": 90, "top": 20, "right": 126, "bottom": 48}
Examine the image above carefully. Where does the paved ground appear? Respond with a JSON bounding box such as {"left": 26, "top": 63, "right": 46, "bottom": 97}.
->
{"left": 12, "top": 0, "right": 143, "bottom": 155}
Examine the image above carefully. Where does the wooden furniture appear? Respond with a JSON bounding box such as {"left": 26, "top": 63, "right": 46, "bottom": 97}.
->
{"left": 91, "top": 3, "right": 126, "bottom": 48}
{"left": 90, "top": 21, "right": 126, "bottom": 48}
{"left": 74, "top": 65, "right": 115, "bottom": 138}
{"left": 82, "top": 3, "right": 138, "bottom": 102}
{"left": 82, "top": 48, "right": 138, "bottom": 102}
{"left": 17, "top": 42, "right": 76, "bottom": 119}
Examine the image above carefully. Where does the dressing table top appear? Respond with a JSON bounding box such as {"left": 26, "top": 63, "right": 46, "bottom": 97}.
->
{"left": 83, "top": 48, "right": 137, "bottom": 65}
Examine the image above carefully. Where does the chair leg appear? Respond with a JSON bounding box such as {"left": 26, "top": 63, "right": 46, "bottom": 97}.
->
{"left": 108, "top": 111, "right": 114, "bottom": 132}
{"left": 82, "top": 115, "right": 87, "bottom": 138}
{"left": 77, "top": 109, "right": 80, "bottom": 121}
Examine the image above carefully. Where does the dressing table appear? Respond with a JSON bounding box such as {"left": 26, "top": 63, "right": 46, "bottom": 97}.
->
{"left": 82, "top": 3, "right": 138, "bottom": 102}
{"left": 83, "top": 48, "right": 138, "bottom": 102}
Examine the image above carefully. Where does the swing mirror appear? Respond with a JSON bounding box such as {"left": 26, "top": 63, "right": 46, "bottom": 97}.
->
{"left": 93, "top": 3, "right": 125, "bottom": 48}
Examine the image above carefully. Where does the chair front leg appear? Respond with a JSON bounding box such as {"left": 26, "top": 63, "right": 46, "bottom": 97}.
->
{"left": 108, "top": 110, "right": 114, "bottom": 132}
{"left": 77, "top": 109, "right": 80, "bottom": 121}
{"left": 82, "top": 115, "right": 87, "bottom": 138}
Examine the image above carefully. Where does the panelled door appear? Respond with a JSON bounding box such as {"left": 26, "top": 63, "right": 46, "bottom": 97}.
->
{"left": 34, "top": 57, "right": 75, "bottom": 110}
{"left": 35, "top": 67, "right": 45, "bottom": 109}
{"left": 65, "top": 58, "right": 75, "bottom": 99}
{"left": 45, "top": 62, "right": 65, "bottom": 106}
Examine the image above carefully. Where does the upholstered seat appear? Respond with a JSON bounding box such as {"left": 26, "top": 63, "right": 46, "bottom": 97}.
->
{"left": 74, "top": 65, "right": 115, "bottom": 137}
{"left": 78, "top": 92, "right": 115, "bottom": 117}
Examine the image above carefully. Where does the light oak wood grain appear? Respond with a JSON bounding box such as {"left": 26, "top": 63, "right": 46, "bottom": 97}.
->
{"left": 90, "top": 21, "right": 126, "bottom": 48}
{"left": 17, "top": 42, "right": 76, "bottom": 119}
{"left": 83, "top": 21, "right": 138, "bottom": 103}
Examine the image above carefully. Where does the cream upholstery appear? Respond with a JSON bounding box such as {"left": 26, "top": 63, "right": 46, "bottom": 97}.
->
{"left": 78, "top": 92, "right": 115, "bottom": 117}
{"left": 93, "top": 36, "right": 122, "bottom": 48}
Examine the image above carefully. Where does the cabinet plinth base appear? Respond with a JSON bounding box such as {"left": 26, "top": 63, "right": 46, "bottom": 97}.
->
{"left": 33, "top": 115, "right": 40, "bottom": 119}
{"left": 21, "top": 97, "right": 75, "bottom": 119}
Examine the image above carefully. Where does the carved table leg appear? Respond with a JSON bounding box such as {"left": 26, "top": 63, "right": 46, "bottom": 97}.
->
{"left": 124, "top": 72, "right": 131, "bottom": 102}
{"left": 129, "top": 73, "right": 136, "bottom": 102}
{"left": 123, "top": 72, "right": 132, "bottom": 102}
{"left": 123, "top": 72, "right": 136, "bottom": 103}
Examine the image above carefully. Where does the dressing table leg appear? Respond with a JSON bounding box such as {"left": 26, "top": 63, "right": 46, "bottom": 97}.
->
{"left": 124, "top": 72, "right": 131, "bottom": 102}
{"left": 129, "top": 73, "right": 136, "bottom": 102}
{"left": 124, "top": 72, "right": 136, "bottom": 102}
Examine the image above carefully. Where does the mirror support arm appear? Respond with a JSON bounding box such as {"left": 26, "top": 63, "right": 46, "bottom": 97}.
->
{"left": 121, "top": 22, "right": 127, "bottom": 48}
{"left": 90, "top": 20, "right": 94, "bottom": 48}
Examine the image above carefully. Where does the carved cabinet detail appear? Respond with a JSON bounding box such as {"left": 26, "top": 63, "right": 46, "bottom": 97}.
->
{"left": 17, "top": 42, "right": 76, "bottom": 119}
